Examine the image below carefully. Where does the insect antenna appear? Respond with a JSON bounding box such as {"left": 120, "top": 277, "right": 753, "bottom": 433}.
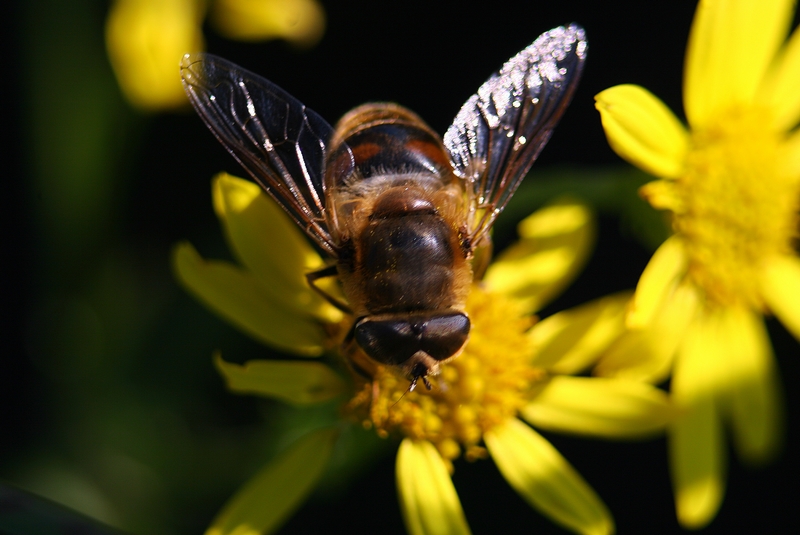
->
{"left": 391, "top": 373, "right": 433, "bottom": 408}
{"left": 392, "top": 385, "right": 412, "bottom": 408}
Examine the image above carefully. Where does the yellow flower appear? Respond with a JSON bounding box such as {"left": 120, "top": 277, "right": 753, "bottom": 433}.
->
{"left": 174, "top": 173, "right": 674, "bottom": 535}
{"left": 105, "top": 0, "right": 324, "bottom": 111}
{"left": 594, "top": 0, "right": 798, "bottom": 528}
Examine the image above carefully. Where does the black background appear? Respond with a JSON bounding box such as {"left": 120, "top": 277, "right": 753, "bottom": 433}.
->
{"left": 3, "top": 1, "right": 798, "bottom": 534}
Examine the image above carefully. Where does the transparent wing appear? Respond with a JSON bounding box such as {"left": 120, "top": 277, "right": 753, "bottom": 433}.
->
{"left": 181, "top": 53, "right": 338, "bottom": 255}
{"left": 444, "top": 24, "right": 587, "bottom": 245}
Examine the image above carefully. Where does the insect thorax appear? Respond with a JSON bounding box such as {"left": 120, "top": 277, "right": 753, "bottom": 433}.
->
{"left": 336, "top": 178, "right": 472, "bottom": 318}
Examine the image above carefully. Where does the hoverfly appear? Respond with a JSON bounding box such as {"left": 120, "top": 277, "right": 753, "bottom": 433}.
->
{"left": 181, "top": 24, "right": 587, "bottom": 391}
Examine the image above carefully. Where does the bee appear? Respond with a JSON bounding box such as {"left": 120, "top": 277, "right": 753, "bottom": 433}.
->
{"left": 181, "top": 24, "right": 587, "bottom": 391}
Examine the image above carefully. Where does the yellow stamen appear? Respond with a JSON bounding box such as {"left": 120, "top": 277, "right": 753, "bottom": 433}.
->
{"left": 344, "top": 286, "right": 545, "bottom": 469}
{"left": 662, "top": 108, "right": 799, "bottom": 307}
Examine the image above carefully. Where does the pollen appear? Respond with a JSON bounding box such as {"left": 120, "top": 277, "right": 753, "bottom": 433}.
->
{"left": 344, "top": 286, "right": 544, "bottom": 469}
{"left": 656, "top": 109, "right": 799, "bottom": 308}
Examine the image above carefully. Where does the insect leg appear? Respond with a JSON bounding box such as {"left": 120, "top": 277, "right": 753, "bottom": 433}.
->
{"left": 306, "top": 265, "right": 352, "bottom": 313}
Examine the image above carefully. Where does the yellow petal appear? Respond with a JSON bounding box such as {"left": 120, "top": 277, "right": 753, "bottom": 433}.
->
{"left": 593, "top": 329, "right": 665, "bottom": 383}
{"left": 213, "top": 173, "right": 343, "bottom": 324}
{"left": 761, "top": 22, "right": 800, "bottom": 130}
{"left": 716, "top": 307, "right": 783, "bottom": 464}
{"left": 214, "top": 354, "right": 346, "bottom": 405}
{"left": 172, "top": 241, "right": 327, "bottom": 355}
{"left": 596, "top": 282, "right": 699, "bottom": 383}
{"left": 396, "top": 439, "right": 471, "bottom": 535}
{"left": 684, "top": 0, "right": 794, "bottom": 128}
{"left": 484, "top": 419, "right": 614, "bottom": 535}
{"left": 210, "top": 0, "right": 325, "bottom": 48}
{"left": 669, "top": 313, "right": 727, "bottom": 528}
{"left": 673, "top": 308, "right": 736, "bottom": 396}
{"left": 205, "top": 427, "right": 338, "bottom": 535}
{"left": 484, "top": 200, "right": 594, "bottom": 314}
{"left": 595, "top": 84, "right": 688, "bottom": 179}
{"left": 627, "top": 235, "right": 687, "bottom": 329}
{"left": 530, "top": 291, "right": 631, "bottom": 374}
{"left": 668, "top": 396, "right": 725, "bottom": 529}
{"left": 106, "top": 0, "right": 203, "bottom": 110}
{"left": 784, "top": 128, "right": 800, "bottom": 177}
{"left": 521, "top": 376, "right": 673, "bottom": 440}
{"left": 638, "top": 179, "right": 684, "bottom": 212}
{"left": 759, "top": 254, "right": 800, "bottom": 341}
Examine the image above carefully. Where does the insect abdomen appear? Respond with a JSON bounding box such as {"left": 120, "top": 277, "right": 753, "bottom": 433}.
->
{"left": 327, "top": 103, "right": 453, "bottom": 188}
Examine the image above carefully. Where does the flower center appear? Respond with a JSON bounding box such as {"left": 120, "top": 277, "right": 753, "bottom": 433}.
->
{"left": 344, "top": 286, "right": 543, "bottom": 468}
{"left": 675, "top": 108, "right": 799, "bottom": 308}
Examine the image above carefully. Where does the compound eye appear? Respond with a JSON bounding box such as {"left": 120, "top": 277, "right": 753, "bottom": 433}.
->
{"left": 420, "top": 313, "right": 470, "bottom": 361}
{"left": 354, "top": 318, "right": 418, "bottom": 366}
{"left": 354, "top": 313, "right": 471, "bottom": 367}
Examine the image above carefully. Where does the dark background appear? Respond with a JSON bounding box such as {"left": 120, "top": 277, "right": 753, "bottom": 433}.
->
{"left": 3, "top": 1, "right": 798, "bottom": 534}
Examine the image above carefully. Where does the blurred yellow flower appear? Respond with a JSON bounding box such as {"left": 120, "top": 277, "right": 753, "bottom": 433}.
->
{"left": 210, "top": 0, "right": 325, "bottom": 46}
{"left": 595, "top": 0, "right": 798, "bottom": 528}
{"left": 105, "top": 0, "right": 324, "bottom": 111}
{"left": 106, "top": 0, "right": 205, "bottom": 110}
{"left": 174, "top": 173, "right": 674, "bottom": 535}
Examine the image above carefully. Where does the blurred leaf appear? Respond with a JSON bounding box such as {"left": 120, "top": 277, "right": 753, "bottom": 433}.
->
{"left": 0, "top": 483, "right": 126, "bottom": 535}
{"left": 500, "top": 165, "right": 671, "bottom": 252}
